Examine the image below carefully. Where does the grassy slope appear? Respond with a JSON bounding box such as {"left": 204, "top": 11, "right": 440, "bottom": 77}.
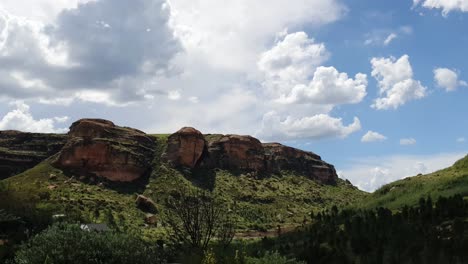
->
{"left": 2, "top": 134, "right": 366, "bottom": 240}
{"left": 359, "top": 155, "right": 468, "bottom": 210}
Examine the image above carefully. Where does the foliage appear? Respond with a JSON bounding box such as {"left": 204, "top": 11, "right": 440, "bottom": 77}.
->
{"left": 253, "top": 195, "right": 468, "bottom": 264}
{"left": 245, "top": 251, "right": 305, "bottom": 264}
{"left": 360, "top": 155, "right": 468, "bottom": 209}
{"left": 11, "top": 223, "right": 166, "bottom": 264}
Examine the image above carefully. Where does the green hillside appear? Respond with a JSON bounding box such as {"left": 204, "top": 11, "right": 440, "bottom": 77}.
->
{"left": 359, "top": 154, "right": 468, "bottom": 209}
{"left": 0, "top": 135, "right": 366, "bottom": 240}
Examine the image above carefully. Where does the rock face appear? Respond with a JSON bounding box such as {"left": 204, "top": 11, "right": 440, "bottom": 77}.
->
{"left": 202, "top": 135, "right": 265, "bottom": 171}
{"left": 164, "top": 127, "right": 205, "bottom": 168}
{"left": 54, "top": 119, "right": 155, "bottom": 182}
{"left": 0, "top": 131, "right": 66, "bottom": 179}
{"left": 164, "top": 129, "right": 338, "bottom": 184}
{"left": 263, "top": 143, "right": 337, "bottom": 184}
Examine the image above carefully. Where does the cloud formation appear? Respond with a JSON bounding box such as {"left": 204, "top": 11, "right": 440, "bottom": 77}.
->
{"left": 0, "top": 102, "right": 68, "bottom": 133}
{"left": 257, "top": 112, "right": 361, "bottom": 141}
{"left": 414, "top": 0, "right": 468, "bottom": 16}
{"left": 434, "top": 67, "right": 467, "bottom": 91}
{"left": 361, "top": 130, "right": 387, "bottom": 142}
{"left": 371, "top": 55, "right": 426, "bottom": 110}
{"left": 0, "top": 0, "right": 181, "bottom": 105}
{"left": 400, "top": 138, "right": 417, "bottom": 145}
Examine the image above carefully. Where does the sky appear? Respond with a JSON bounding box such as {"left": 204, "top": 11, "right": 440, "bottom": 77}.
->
{"left": 0, "top": 0, "right": 467, "bottom": 192}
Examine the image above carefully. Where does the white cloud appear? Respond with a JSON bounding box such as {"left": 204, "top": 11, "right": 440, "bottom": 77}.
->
{"left": 0, "top": 0, "right": 181, "bottom": 105}
{"left": 383, "top": 33, "right": 397, "bottom": 46}
{"left": 371, "top": 55, "right": 427, "bottom": 110}
{"left": 434, "top": 67, "right": 467, "bottom": 91}
{"left": 364, "top": 26, "right": 412, "bottom": 46}
{"left": 400, "top": 138, "right": 417, "bottom": 145}
{"left": 361, "top": 130, "right": 387, "bottom": 142}
{"left": 414, "top": 0, "right": 468, "bottom": 16}
{"left": 168, "top": 90, "right": 181, "bottom": 100}
{"left": 257, "top": 112, "right": 361, "bottom": 141}
{"left": 275, "top": 66, "right": 367, "bottom": 105}
{"left": 0, "top": 101, "right": 68, "bottom": 133}
{"left": 259, "top": 32, "right": 367, "bottom": 106}
{"left": 339, "top": 152, "right": 467, "bottom": 192}
{"left": 457, "top": 137, "right": 466, "bottom": 143}
{"left": 168, "top": 0, "right": 345, "bottom": 72}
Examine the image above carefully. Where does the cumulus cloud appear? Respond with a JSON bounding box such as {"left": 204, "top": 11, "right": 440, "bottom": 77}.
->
{"left": 371, "top": 55, "right": 427, "bottom": 110}
{"left": 361, "top": 130, "right": 387, "bottom": 142}
{"left": 0, "top": 0, "right": 181, "bottom": 105}
{"left": 339, "top": 152, "right": 467, "bottom": 192}
{"left": 275, "top": 66, "right": 367, "bottom": 105}
{"left": 257, "top": 112, "right": 361, "bottom": 141}
{"left": 259, "top": 32, "right": 367, "bottom": 106}
{"left": 434, "top": 67, "right": 467, "bottom": 91}
{"left": 414, "top": 0, "right": 468, "bottom": 16}
{"left": 457, "top": 137, "right": 466, "bottom": 143}
{"left": 0, "top": 102, "right": 68, "bottom": 133}
{"left": 400, "top": 138, "right": 417, "bottom": 145}
{"left": 168, "top": 0, "right": 345, "bottom": 72}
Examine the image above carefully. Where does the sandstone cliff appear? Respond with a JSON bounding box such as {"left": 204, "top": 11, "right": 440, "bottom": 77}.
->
{"left": 164, "top": 128, "right": 338, "bottom": 184}
{"left": 53, "top": 119, "right": 155, "bottom": 182}
{"left": 0, "top": 131, "right": 66, "bottom": 179}
{"left": 0, "top": 119, "right": 338, "bottom": 184}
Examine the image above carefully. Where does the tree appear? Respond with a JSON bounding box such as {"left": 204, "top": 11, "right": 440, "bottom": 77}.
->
{"left": 162, "top": 188, "right": 236, "bottom": 251}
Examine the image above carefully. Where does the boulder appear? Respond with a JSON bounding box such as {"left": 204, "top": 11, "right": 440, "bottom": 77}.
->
{"left": 202, "top": 135, "right": 265, "bottom": 171}
{"left": 53, "top": 119, "right": 155, "bottom": 182}
{"left": 136, "top": 195, "right": 157, "bottom": 213}
{"left": 164, "top": 127, "right": 205, "bottom": 168}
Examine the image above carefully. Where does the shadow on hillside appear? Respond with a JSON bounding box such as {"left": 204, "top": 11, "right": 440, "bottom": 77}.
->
{"left": 60, "top": 169, "right": 150, "bottom": 195}
{"left": 179, "top": 167, "right": 272, "bottom": 192}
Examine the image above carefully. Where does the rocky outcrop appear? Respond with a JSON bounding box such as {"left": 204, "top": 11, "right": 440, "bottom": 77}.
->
{"left": 53, "top": 119, "right": 155, "bottom": 182}
{"left": 0, "top": 131, "right": 66, "bottom": 179}
{"left": 164, "top": 127, "right": 205, "bottom": 168}
{"left": 165, "top": 130, "right": 338, "bottom": 184}
{"left": 263, "top": 143, "right": 337, "bottom": 184}
{"left": 202, "top": 135, "right": 265, "bottom": 171}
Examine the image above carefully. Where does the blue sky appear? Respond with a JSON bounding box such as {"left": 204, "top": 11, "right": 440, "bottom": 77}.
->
{"left": 0, "top": 0, "right": 467, "bottom": 191}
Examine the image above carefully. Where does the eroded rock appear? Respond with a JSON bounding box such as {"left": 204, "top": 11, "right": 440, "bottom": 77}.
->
{"left": 0, "top": 131, "right": 67, "bottom": 179}
{"left": 263, "top": 143, "right": 337, "bottom": 184}
{"left": 164, "top": 127, "right": 205, "bottom": 168}
{"left": 202, "top": 135, "right": 265, "bottom": 171}
{"left": 54, "top": 119, "right": 155, "bottom": 182}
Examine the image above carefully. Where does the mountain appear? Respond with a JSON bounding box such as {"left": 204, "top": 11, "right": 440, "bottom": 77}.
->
{"left": 359, "top": 155, "right": 468, "bottom": 209}
{"left": 0, "top": 119, "right": 365, "bottom": 237}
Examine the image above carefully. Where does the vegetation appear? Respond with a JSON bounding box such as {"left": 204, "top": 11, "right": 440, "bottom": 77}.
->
{"left": 162, "top": 187, "right": 235, "bottom": 251}
{"left": 360, "top": 155, "right": 468, "bottom": 209}
{"left": 251, "top": 194, "right": 468, "bottom": 263}
{"left": 10, "top": 223, "right": 165, "bottom": 264}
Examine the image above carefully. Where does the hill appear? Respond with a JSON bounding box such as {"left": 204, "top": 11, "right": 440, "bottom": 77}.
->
{"left": 0, "top": 119, "right": 366, "bottom": 240}
{"left": 359, "top": 155, "right": 468, "bottom": 209}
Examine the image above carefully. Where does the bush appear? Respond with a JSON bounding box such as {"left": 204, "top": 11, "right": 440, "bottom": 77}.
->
{"left": 11, "top": 223, "right": 165, "bottom": 264}
{"left": 246, "top": 251, "right": 305, "bottom": 264}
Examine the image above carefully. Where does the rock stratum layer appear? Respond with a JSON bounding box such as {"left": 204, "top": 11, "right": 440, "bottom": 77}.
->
{"left": 0, "top": 131, "right": 66, "bottom": 179}
{"left": 164, "top": 128, "right": 338, "bottom": 184}
{"left": 0, "top": 119, "right": 337, "bottom": 184}
{"left": 53, "top": 119, "right": 155, "bottom": 182}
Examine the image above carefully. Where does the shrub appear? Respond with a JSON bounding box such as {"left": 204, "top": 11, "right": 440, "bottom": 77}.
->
{"left": 11, "top": 223, "right": 165, "bottom": 264}
{"left": 246, "top": 251, "right": 305, "bottom": 264}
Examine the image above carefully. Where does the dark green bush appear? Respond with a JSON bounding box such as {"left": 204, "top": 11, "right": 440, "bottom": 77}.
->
{"left": 12, "top": 223, "right": 165, "bottom": 264}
